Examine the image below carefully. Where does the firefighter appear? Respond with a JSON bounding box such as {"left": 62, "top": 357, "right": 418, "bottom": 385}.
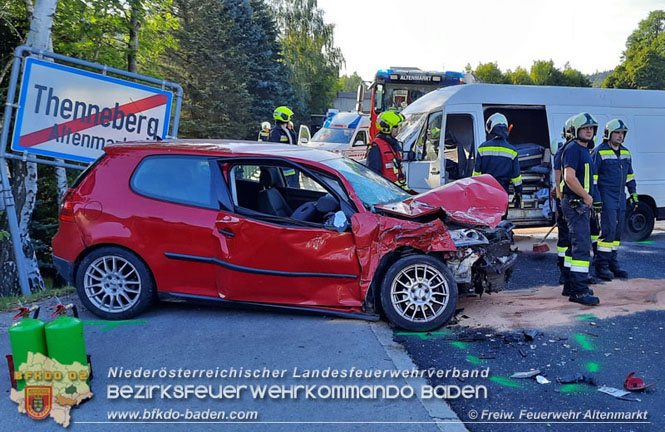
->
{"left": 258, "top": 121, "right": 271, "bottom": 141}
{"left": 270, "top": 106, "right": 297, "bottom": 144}
{"left": 367, "top": 111, "right": 408, "bottom": 189}
{"left": 473, "top": 113, "right": 523, "bottom": 205}
{"left": 591, "top": 119, "right": 635, "bottom": 280}
{"left": 552, "top": 116, "right": 575, "bottom": 286}
{"left": 560, "top": 112, "right": 601, "bottom": 305}
{"left": 269, "top": 106, "right": 298, "bottom": 187}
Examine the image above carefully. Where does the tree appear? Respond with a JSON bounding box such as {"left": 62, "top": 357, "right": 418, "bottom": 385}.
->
{"left": 338, "top": 71, "right": 364, "bottom": 92}
{"left": 529, "top": 60, "right": 565, "bottom": 86}
{"left": 472, "top": 62, "right": 509, "bottom": 84}
{"left": 561, "top": 62, "right": 591, "bottom": 87}
{"left": 271, "top": 0, "right": 344, "bottom": 123}
{"left": 505, "top": 67, "right": 534, "bottom": 85}
{"left": 603, "top": 10, "right": 665, "bottom": 89}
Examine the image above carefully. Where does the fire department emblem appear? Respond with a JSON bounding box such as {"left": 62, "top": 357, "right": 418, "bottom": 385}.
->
{"left": 25, "top": 386, "right": 52, "bottom": 420}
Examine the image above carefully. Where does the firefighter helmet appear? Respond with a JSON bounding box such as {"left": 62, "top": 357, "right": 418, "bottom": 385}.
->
{"left": 485, "top": 113, "right": 509, "bottom": 135}
{"left": 562, "top": 116, "right": 575, "bottom": 140}
{"left": 571, "top": 112, "right": 598, "bottom": 141}
{"left": 273, "top": 106, "right": 293, "bottom": 123}
{"left": 376, "top": 111, "right": 403, "bottom": 134}
{"left": 261, "top": 121, "right": 271, "bottom": 131}
{"left": 603, "top": 118, "right": 629, "bottom": 140}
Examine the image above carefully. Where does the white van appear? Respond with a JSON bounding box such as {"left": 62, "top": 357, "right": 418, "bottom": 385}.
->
{"left": 300, "top": 112, "right": 370, "bottom": 162}
{"left": 397, "top": 83, "right": 665, "bottom": 240}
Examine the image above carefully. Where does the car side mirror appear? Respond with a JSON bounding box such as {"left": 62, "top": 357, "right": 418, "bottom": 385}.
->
{"left": 354, "top": 140, "right": 364, "bottom": 147}
{"left": 300, "top": 137, "right": 309, "bottom": 144}
{"left": 324, "top": 210, "right": 349, "bottom": 232}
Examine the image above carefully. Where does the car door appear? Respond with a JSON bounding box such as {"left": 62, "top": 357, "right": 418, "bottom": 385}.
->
{"left": 213, "top": 161, "right": 363, "bottom": 308}
{"left": 405, "top": 111, "right": 443, "bottom": 193}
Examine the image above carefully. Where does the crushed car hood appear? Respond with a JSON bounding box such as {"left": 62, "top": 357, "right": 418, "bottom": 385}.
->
{"left": 374, "top": 175, "right": 508, "bottom": 228}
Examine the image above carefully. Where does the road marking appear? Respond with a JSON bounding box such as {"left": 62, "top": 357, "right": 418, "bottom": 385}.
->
{"left": 83, "top": 320, "right": 147, "bottom": 332}
{"left": 370, "top": 322, "right": 469, "bottom": 432}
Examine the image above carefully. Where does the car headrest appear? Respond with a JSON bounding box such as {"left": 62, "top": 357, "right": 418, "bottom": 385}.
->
{"left": 315, "top": 194, "right": 339, "bottom": 213}
{"left": 259, "top": 168, "right": 281, "bottom": 189}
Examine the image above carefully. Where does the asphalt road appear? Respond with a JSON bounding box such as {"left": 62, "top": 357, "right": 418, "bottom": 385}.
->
{"left": 1, "top": 223, "right": 663, "bottom": 431}
{"left": 397, "top": 221, "right": 665, "bottom": 432}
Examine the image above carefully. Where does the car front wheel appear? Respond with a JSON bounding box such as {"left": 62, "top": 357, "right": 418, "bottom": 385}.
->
{"left": 380, "top": 255, "right": 458, "bottom": 331}
{"left": 75, "top": 246, "right": 154, "bottom": 320}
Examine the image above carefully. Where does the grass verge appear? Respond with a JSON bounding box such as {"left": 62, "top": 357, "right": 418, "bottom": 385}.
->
{"left": 0, "top": 286, "right": 75, "bottom": 312}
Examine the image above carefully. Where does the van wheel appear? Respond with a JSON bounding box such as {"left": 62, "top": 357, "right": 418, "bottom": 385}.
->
{"left": 76, "top": 247, "right": 154, "bottom": 320}
{"left": 624, "top": 202, "right": 655, "bottom": 242}
{"left": 380, "top": 255, "right": 458, "bottom": 331}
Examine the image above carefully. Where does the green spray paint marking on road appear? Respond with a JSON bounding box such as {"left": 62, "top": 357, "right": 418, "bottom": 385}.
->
{"left": 394, "top": 330, "right": 452, "bottom": 340}
{"left": 586, "top": 362, "right": 600, "bottom": 373}
{"left": 633, "top": 240, "right": 654, "bottom": 244}
{"left": 450, "top": 341, "right": 468, "bottom": 349}
{"left": 489, "top": 376, "right": 522, "bottom": 388}
{"left": 84, "top": 320, "right": 147, "bottom": 332}
{"left": 559, "top": 383, "right": 594, "bottom": 394}
{"left": 574, "top": 333, "right": 594, "bottom": 351}
{"left": 466, "top": 355, "right": 484, "bottom": 365}
{"left": 576, "top": 314, "right": 598, "bottom": 320}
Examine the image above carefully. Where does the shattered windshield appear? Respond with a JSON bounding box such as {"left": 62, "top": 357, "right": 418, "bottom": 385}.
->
{"left": 396, "top": 113, "right": 426, "bottom": 150}
{"left": 322, "top": 158, "right": 411, "bottom": 207}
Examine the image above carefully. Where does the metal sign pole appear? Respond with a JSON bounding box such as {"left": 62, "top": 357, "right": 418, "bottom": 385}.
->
{"left": 1, "top": 50, "right": 31, "bottom": 295}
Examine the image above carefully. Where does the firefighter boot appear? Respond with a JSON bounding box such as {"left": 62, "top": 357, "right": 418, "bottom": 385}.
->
{"left": 562, "top": 283, "right": 593, "bottom": 297}
{"left": 569, "top": 291, "right": 600, "bottom": 306}
{"left": 595, "top": 265, "right": 614, "bottom": 281}
{"left": 610, "top": 266, "right": 628, "bottom": 278}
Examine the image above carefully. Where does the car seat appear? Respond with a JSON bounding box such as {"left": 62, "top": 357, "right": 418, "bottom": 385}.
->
{"left": 257, "top": 168, "right": 292, "bottom": 217}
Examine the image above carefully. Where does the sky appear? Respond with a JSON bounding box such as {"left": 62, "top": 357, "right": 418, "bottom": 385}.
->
{"left": 317, "top": 0, "right": 665, "bottom": 80}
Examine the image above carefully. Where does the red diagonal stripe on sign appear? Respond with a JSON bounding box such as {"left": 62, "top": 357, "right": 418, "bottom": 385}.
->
{"left": 19, "top": 93, "right": 168, "bottom": 148}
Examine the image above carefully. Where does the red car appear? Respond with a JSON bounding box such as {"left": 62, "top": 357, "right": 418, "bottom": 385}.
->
{"left": 52, "top": 140, "right": 516, "bottom": 331}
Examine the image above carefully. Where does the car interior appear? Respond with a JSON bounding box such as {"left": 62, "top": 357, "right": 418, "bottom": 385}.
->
{"left": 228, "top": 164, "right": 342, "bottom": 226}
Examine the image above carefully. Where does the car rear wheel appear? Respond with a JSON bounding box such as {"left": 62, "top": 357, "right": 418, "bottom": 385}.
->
{"left": 380, "top": 255, "right": 458, "bottom": 331}
{"left": 76, "top": 247, "right": 154, "bottom": 320}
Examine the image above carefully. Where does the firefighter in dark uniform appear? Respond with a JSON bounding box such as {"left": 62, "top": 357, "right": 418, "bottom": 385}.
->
{"left": 552, "top": 116, "right": 574, "bottom": 285}
{"left": 367, "top": 111, "right": 408, "bottom": 190}
{"left": 560, "top": 112, "right": 601, "bottom": 305}
{"left": 473, "top": 113, "right": 523, "bottom": 205}
{"left": 591, "top": 119, "right": 636, "bottom": 280}
{"left": 258, "top": 121, "right": 271, "bottom": 141}
{"left": 269, "top": 106, "right": 298, "bottom": 187}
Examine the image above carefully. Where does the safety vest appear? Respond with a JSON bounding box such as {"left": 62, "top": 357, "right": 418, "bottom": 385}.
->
{"left": 258, "top": 130, "right": 270, "bottom": 141}
{"left": 371, "top": 137, "right": 408, "bottom": 190}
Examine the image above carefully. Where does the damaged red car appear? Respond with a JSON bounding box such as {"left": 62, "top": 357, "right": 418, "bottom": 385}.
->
{"left": 52, "top": 140, "right": 516, "bottom": 331}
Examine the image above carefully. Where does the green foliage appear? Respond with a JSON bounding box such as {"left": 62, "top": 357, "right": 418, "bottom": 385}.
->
{"left": 271, "top": 0, "right": 344, "bottom": 123}
{"left": 529, "top": 60, "right": 565, "bottom": 85}
{"left": 53, "top": 0, "right": 178, "bottom": 73}
{"left": 604, "top": 10, "right": 665, "bottom": 89}
{"left": 338, "top": 71, "right": 364, "bottom": 92}
{"left": 472, "top": 62, "right": 509, "bottom": 84}
{"left": 587, "top": 70, "right": 612, "bottom": 88}
{"left": 505, "top": 67, "right": 534, "bottom": 85}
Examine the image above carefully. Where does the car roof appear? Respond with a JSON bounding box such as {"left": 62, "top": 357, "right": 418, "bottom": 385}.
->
{"left": 105, "top": 139, "right": 343, "bottom": 163}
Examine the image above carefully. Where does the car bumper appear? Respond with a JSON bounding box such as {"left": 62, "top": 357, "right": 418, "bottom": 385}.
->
{"left": 53, "top": 255, "right": 75, "bottom": 285}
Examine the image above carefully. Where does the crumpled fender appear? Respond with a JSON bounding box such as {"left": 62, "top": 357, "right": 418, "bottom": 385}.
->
{"left": 350, "top": 212, "right": 456, "bottom": 300}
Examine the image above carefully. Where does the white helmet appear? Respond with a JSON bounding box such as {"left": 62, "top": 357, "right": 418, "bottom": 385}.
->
{"left": 485, "top": 113, "right": 508, "bottom": 134}
{"left": 261, "top": 121, "right": 271, "bottom": 130}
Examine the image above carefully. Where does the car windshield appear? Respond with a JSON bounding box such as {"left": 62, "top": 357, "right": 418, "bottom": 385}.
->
{"left": 396, "top": 113, "right": 426, "bottom": 150}
{"left": 322, "top": 158, "right": 411, "bottom": 207}
{"left": 311, "top": 127, "right": 354, "bottom": 144}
